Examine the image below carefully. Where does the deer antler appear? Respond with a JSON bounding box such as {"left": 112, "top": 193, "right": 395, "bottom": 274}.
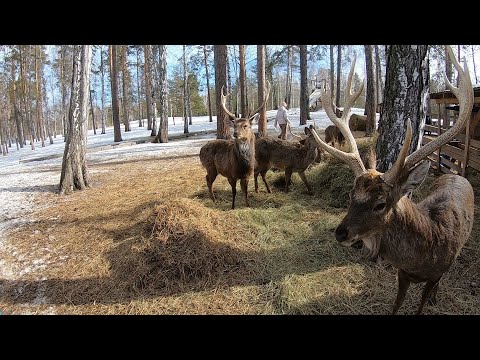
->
{"left": 221, "top": 85, "right": 237, "bottom": 119}
{"left": 248, "top": 80, "right": 272, "bottom": 121}
{"left": 310, "top": 56, "right": 366, "bottom": 177}
{"left": 382, "top": 45, "right": 474, "bottom": 183}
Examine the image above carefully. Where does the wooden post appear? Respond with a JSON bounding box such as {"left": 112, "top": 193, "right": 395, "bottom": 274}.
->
{"left": 462, "top": 111, "right": 472, "bottom": 177}
{"left": 436, "top": 103, "right": 442, "bottom": 172}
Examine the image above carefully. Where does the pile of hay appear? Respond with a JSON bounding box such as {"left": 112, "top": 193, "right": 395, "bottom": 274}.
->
{"left": 131, "top": 199, "right": 262, "bottom": 294}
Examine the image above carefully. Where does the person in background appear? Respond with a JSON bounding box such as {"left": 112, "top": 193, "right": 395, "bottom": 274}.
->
{"left": 274, "top": 102, "right": 290, "bottom": 140}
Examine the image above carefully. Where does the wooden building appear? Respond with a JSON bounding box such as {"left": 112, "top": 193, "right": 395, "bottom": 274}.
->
{"left": 424, "top": 86, "right": 480, "bottom": 176}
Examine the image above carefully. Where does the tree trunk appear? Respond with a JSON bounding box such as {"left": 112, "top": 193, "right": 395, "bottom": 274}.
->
{"left": 136, "top": 46, "right": 143, "bottom": 127}
{"left": 121, "top": 45, "right": 131, "bottom": 132}
{"left": 109, "top": 45, "right": 122, "bottom": 142}
{"left": 43, "top": 74, "right": 53, "bottom": 144}
{"left": 257, "top": 45, "right": 267, "bottom": 136}
{"left": 150, "top": 46, "right": 158, "bottom": 136}
{"left": 330, "top": 45, "right": 335, "bottom": 107}
{"left": 59, "top": 45, "right": 92, "bottom": 195}
{"left": 144, "top": 45, "right": 154, "bottom": 131}
{"left": 10, "top": 58, "right": 24, "bottom": 148}
{"left": 300, "top": 45, "right": 309, "bottom": 125}
{"left": 335, "top": 45, "right": 342, "bottom": 115}
{"left": 285, "top": 46, "right": 292, "bottom": 106}
{"left": 374, "top": 45, "right": 384, "bottom": 105}
{"left": 226, "top": 46, "right": 232, "bottom": 112}
{"left": 34, "top": 45, "right": 45, "bottom": 147}
{"left": 89, "top": 84, "right": 97, "bottom": 135}
{"left": 375, "top": 45, "right": 429, "bottom": 172}
{"left": 364, "top": 45, "right": 376, "bottom": 136}
{"left": 20, "top": 46, "right": 35, "bottom": 149}
{"left": 187, "top": 75, "right": 193, "bottom": 125}
{"left": 232, "top": 45, "right": 239, "bottom": 116}
{"left": 214, "top": 45, "right": 231, "bottom": 139}
{"left": 182, "top": 45, "right": 189, "bottom": 134}
{"left": 472, "top": 45, "right": 478, "bottom": 85}
{"left": 100, "top": 46, "right": 106, "bottom": 134}
{"left": 60, "top": 46, "right": 68, "bottom": 141}
{"left": 239, "top": 45, "right": 247, "bottom": 117}
{"left": 203, "top": 45, "right": 213, "bottom": 122}
{"left": 154, "top": 45, "right": 168, "bottom": 143}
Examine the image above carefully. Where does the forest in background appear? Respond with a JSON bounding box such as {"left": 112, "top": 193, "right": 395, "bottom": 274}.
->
{"left": 0, "top": 45, "right": 478, "bottom": 157}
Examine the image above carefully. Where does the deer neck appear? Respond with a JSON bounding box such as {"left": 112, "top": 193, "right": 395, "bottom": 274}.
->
{"left": 378, "top": 196, "right": 434, "bottom": 268}
{"left": 235, "top": 137, "right": 255, "bottom": 167}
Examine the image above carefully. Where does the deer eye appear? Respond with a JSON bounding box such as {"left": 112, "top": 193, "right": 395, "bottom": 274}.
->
{"left": 373, "top": 202, "right": 386, "bottom": 212}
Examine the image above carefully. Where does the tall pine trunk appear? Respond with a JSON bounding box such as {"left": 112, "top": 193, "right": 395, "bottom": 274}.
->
{"left": 10, "top": 58, "right": 24, "bottom": 148}
{"left": 59, "top": 45, "right": 92, "bottom": 195}
{"left": 214, "top": 45, "right": 230, "bottom": 139}
{"left": 364, "top": 45, "right": 376, "bottom": 136}
{"left": 335, "top": 45, "right": 342, "bottom": 116}
{"left": 376, "top": 45, "right": 429, "bottom": 172}
{"left": 285, "top": 46, "right": 292, "bottom": 106}
{"left": 109, "top": 45, "right": 122, "bottom": 142}
{"left": 257, "top": 45, "right": 267, "bottom": 136}
{"left": 121, "top": 45, "right": 131, "bottom": 132}
{"left": 34, "top": 45, "right": 45, "bottom": 147}
{"left": 136, "top": 46, "right": 143, "bottom": 127}
{"left": 329, "top": 45, "right": 335, "bottom": 108}
{"left": 299, "top": 45, "right": 309, "bottom": 124}
{"left": 182, "top": 45, "right": 189, "bottom": 134}
{"left": 144, "top": 45, "right": 154, "bottom": 131}
{"left": 154, "top": 45, "right": 168, "bottom": 143}
{"left": 239, "top": 45, "right": 247, "bottom": 117}
{"left": 472, "top": 45, "right": 478, "bottom": 85}
{"left": 100, "top": 46, "right": 106, "bottom": 134}
{"left": 374, "top": 45, "right": 384, "bottom": 105}
{"left": 203, "top": 45, "right": 213, "bottom": 122}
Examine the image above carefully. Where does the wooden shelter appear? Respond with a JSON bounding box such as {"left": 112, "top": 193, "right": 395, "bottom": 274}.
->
{"left": 423, "top": 86, "right": 480, "bottom": 176}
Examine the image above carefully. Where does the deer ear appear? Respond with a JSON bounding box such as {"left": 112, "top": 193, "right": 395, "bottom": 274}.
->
{"left": 304, "top": 127, "right": 311, "bottom": 135}
{"left": 399, "top": 160, "right": 430, "bottom": 196}
{"left": 249, "top": 113, "right": 259, "bottom": 124}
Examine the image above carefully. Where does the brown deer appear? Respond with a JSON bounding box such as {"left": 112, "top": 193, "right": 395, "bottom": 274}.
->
{"left": 254, "top": 125, "right": 321, "bottom": 193}
{"left": 199, "top": 81, "right": 271, "bottom": 209}
{"left": 310, "top": 46, "right": 475, "bottom": 315}
{"left": 324, "top": 125, "right": 345, "bottom": 148}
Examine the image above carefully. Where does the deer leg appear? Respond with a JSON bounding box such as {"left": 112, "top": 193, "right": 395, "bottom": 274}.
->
{"left": 206, "top": 170, "right": 218, "bottom": 202}
{"left": 228, "top": 178, "right": 237, "bottom": 210}
{"left": 261, "top": 171, "right": 271, "bottom": 193}
{"left": 416, "top": 277, "right": 442, "bottom": 314}
{"left": 240, "top": 178, "right": 250, "bottom": 207}
{"left": 392, "top": 269, "right": 411, "bottom": 315}
{"left": 254, "top": 171, "right": 260, "bottom": 193}
{"left": 285, "top": 168, "right": 293, "bottom": 193}
{"left": 427, "top": 280, "right": 441, "bottom": 306}
{"left": 298, "top": 171, "right": 312, "bottom": 193}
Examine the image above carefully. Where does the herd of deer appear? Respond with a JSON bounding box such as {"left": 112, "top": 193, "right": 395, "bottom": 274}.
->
{"left": 199, "top": 46, "right": 475, "bottom": 315}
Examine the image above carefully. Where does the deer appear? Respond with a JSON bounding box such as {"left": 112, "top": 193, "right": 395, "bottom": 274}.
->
{"left": 324, "top": 125, "right": 345, "bottom": 148}
{"left": 254, "top": 125, "right": 322, "bottom": 194}
{"left": 310, "top": 45, "right": 475, "bottom": 315}
{"left": 199, "top": 81, "right": 271, "bottom": 209}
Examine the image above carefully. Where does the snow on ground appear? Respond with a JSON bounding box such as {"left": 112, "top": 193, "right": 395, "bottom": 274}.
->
{"left": 0, "top": 107, "right": 365, "bottom": 313}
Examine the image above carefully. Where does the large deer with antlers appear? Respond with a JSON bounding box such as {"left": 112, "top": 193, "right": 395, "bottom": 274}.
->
{"left": 310, "top": 46, "right": 475, "bottom": 315}
{"left": 199, "top": 81, "right": 271, "bottom": 209}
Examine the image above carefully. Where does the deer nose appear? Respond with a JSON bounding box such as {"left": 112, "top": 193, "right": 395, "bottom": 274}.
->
{"left": 233, "top": 132, "right": 238, "bottom": 138}
{"left": 335, "top": 225, "right": 348, "bottom": 242}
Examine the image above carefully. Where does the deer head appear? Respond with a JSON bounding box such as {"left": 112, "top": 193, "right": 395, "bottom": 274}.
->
{"left": 221, "top": 80, "right": 271, "bottom": 141}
